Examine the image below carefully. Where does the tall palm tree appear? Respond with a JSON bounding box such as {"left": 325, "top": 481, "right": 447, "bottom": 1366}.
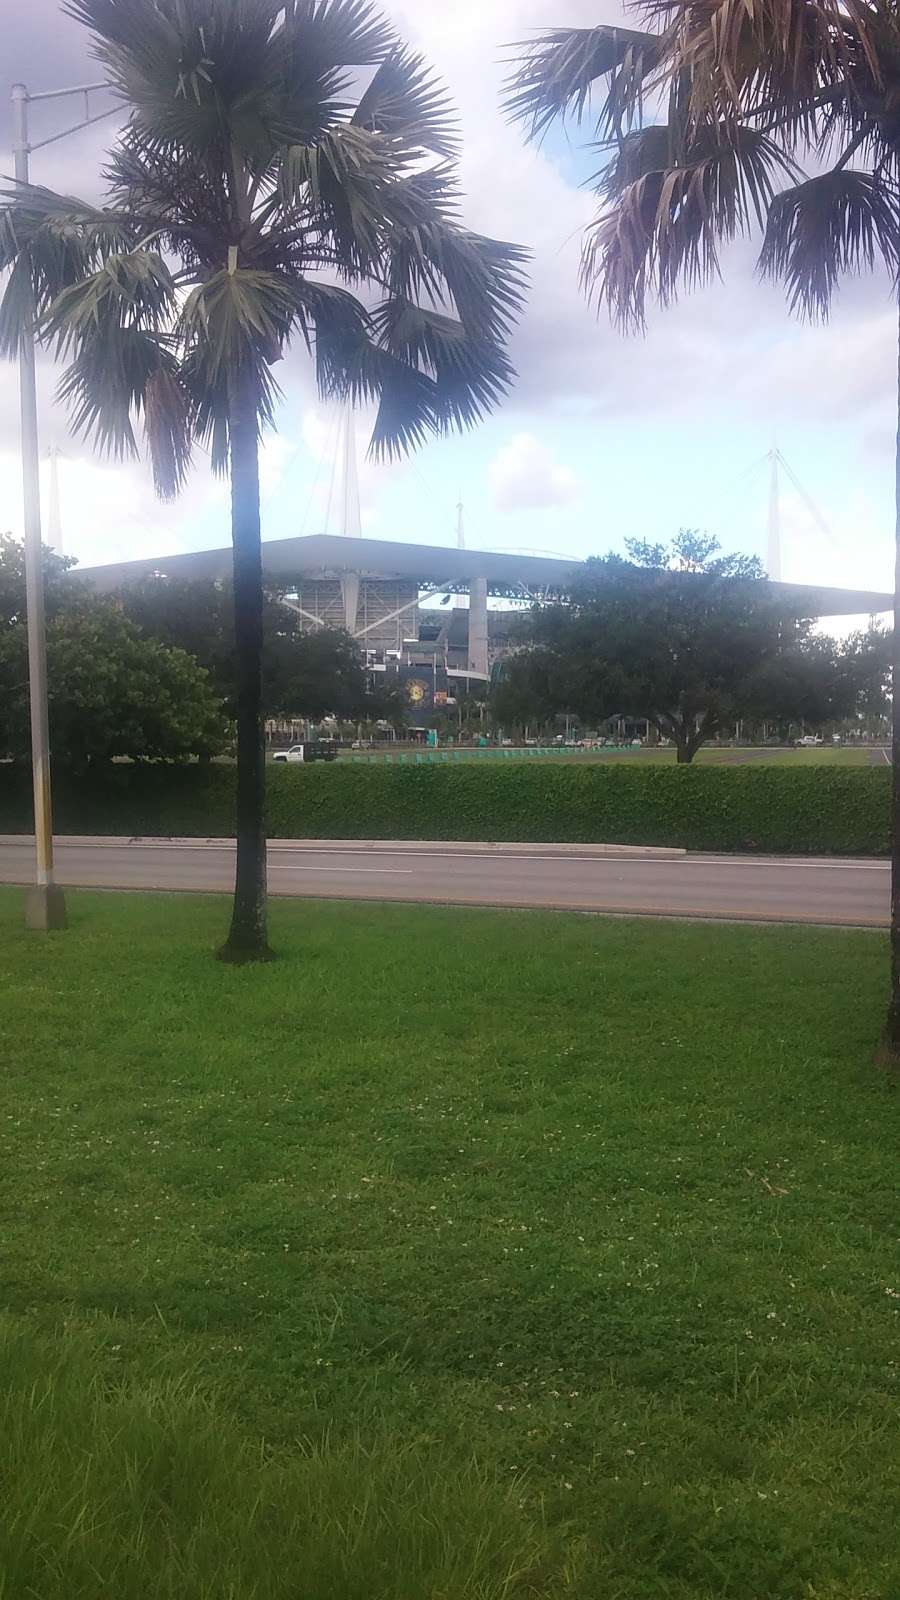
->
{"left": 507, "top": 1, "right": 900, "bottom": 1065}
{"left": 0, "top": 0, "right": 527, "bottom": 963}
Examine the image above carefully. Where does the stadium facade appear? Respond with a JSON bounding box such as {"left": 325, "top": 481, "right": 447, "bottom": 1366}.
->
{"left": 76, "top": 531, "right": 893, "bottom": 696}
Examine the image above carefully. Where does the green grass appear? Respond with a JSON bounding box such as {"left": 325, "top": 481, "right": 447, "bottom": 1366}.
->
{"left": 0, "top": 1322, "right": 554, "bottom": 1600}
{"left": 2, "top": 887, "right": 899, "bottom": 1598}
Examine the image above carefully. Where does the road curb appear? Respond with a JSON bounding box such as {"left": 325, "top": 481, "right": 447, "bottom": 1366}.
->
{"left": 0, "top": 835, "right": 688, "bottom": 860}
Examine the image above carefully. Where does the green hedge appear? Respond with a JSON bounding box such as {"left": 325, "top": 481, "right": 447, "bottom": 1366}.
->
{"left": 0, "top": 761, "right": 890, "bottom": 854}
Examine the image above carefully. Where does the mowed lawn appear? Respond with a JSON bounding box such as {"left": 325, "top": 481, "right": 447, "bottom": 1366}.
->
{"left": 1, "top": 888, "right": 899, "bottom": 1598}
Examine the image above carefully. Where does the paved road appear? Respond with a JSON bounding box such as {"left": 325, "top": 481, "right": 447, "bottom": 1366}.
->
{"left": 0, "top": 838, "right": 889, "bottom": 926}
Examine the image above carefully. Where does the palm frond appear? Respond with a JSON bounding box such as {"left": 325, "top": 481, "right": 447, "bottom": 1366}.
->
{"left": 66, "top": 0, "right": 285, "bottom": 155}
{"left": 585, "top": 122, "right": 798, "bottom": 327}
{"left": 41, "top": 250, "right": 178, "bottom": 357}
{"left": 103, "top": 134, "right": 233, "bottom": 248}
{"left": 279, "top": 125, "right": 394, "bottom": 273}
{"left": 143, "top": 364, "right": 193, "bottom": 497}
{"left": 0, "top": 184, "right": 132, "bottom": 343}
{"left": 505, "top": 25, "right": 663, "bottom": 141}
{"left": 289, "top": 276, "right": 371, "bottom": 354}
{"left": 55, "top": 322, "right": 173, "bottom": 461}
{"left": 352, "top": 45, "right": 459, "bottom": 157}
{"left": 178, "top": 348, "right": 231, "bottom": 475}
{"left": 314, "top": 325, "right": 441, "bottom": 457}
{"left": 288, "top": 0, "right": 395, "bottom": 69}
{"left": 387, "top": 218, "right": 529, "bottom": 347}
{"left": 178, "top": 266, "right": 298, "bottom": 380}
{"left": 372, "top": 296, "right": 516, "bottom": 434}
{"left": 0, "top": 181, "right": 128, "bottom": 241}
{"left": 0, "top": 257, "right": 36, "bottom": 359}
{"left": 758, "top": 167, "right": 900, "bottom": 316}
{"left": 656, "top": 0, "right": 878, "bottom": 145}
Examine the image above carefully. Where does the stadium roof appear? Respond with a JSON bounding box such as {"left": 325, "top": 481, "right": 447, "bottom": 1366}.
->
{"left": 74, "top": 532, "right": 893, "bottom": 616}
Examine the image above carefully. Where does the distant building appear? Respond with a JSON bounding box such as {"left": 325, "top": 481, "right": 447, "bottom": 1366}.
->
{"left": 76, "top": 531, "right": 892, "bottom": 709}
{"left": 75, "top": 532, "right": 585, "bottom": 694}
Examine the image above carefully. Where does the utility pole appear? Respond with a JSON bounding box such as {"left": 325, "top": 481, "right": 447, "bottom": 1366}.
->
{"left": 10, "top": 78, "right": 114, "bottom": 931}
{"left": 12, "top": 83, "right": 64, "bottom": 930}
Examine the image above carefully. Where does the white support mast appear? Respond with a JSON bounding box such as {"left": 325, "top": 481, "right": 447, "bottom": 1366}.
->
{"left": 766, "top": 447, "right": 781, "bottom": 581}
{"left": 338, "top": 400, "right": 361, "bottom": 540}
{"left": 335, "top": 400, "right": 362, "bottom": 632}
{"left": 456, "top": 495, "right": 465, "bottom": 550}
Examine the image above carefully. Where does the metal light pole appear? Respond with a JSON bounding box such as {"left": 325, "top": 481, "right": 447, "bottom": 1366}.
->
{"left": 11, "top": 79, "right": 113, "bottom": 931}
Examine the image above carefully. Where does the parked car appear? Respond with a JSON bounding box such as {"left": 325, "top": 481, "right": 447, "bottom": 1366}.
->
{"left": 796, "top": 735, "right": 823, "bottom": 747}
{"left": 272, "top": 740, "right": 338, "bottom": 764}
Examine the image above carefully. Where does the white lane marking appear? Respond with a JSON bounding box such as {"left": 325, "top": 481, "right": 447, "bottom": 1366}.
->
{"left": 276, "top": 865, "right": 413, "bottom": 875}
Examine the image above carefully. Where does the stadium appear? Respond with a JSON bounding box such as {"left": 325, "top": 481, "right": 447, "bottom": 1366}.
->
{"left": 77, "top": 531, "right": 893, "bottom": 706}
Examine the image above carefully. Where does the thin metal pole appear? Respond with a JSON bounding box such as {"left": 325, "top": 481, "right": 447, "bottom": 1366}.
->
{"left": 766, "top": 446, "right": 781, "bottom": 582}
{"left": 12, "top": 82, "right": 65, "bottom": 929}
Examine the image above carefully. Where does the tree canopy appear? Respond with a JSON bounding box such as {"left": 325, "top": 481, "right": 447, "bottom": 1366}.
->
{"left": 492, "top": 534, "right": 885, "bottom": 760}
{"left": 0, "top": 540, "right": 227, "bottom": 767}
{"left": 506, "top": 2, "right": 900, "bottom": 331}
{"left": 117, "top": 573, "right": 384, "bottom": 721}
{"left": 1, "top": 0, "right": 528, "bottom": 483}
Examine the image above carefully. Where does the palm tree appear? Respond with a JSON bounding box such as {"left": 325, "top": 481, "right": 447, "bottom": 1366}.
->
{"left": 0, "top": 0, "right": 527, "bottom": 964}
{"left": 507, "top": 2, "right": 900, "bottom": 1065}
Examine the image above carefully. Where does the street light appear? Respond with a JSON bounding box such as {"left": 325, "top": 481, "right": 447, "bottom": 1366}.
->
{"left": 11, "top": 79, "right": 115, "bottom": 931}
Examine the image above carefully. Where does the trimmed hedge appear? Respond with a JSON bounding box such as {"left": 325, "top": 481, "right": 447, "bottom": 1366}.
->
{"left": 0, "top": 760, "right": 890, "bottom": 854}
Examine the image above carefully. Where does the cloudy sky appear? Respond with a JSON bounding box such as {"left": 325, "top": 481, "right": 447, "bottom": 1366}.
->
{"left": 2, "top": 0, "right": 896, "bottom": 603}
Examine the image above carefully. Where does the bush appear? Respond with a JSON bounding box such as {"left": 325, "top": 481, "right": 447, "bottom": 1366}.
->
{"left": 0, "top": 761, "right": 889, "bottom": 854}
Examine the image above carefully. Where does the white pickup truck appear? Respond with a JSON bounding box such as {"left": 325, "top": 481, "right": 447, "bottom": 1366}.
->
{"left": 272, "top": 741, "right": 338, "bottom": 764}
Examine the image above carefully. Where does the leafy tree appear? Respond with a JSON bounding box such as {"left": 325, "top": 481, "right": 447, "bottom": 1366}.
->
{"left": 0, "top": 600, "right": 227, "bottom": 768}
{"left": 263, "top": 618, "right": 369, "bottom": 721}
{"left": 506, "top": 6, "right": 900, "bottom": 1056}
{"left": 363, "top": 678, "right": 411, "bottom": 736}
{"left": 490, "top": 650, "right": 561, "bottom": 737}
{"left": 839, "top": 622, "right": 892, "bottom": 723}
{"left": 744, "top": 625, "right": 890, "bottom": 735}
{"left": 1, "top": 0, "right": 526, "bottom": 962}
{"left": 118, "top": 573, "right": 373, "bottom": 719}
{"left": 500, "top": 534, "right": 830, "bottom": 763}
{"left": 0, "top": 532, "right": 82, "bottom": 626}
{"left": 116, "top": 575, "right": 235, "bottom": 702}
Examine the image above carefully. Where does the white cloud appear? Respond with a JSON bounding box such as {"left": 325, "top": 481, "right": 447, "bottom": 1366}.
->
{"left": 489, "top": 431, "right": 581, "bottom": 511}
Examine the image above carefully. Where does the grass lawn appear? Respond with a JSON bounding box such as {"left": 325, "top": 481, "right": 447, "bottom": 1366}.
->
{"left": 1, "top": 887, "right": 899, "bottom": 1598}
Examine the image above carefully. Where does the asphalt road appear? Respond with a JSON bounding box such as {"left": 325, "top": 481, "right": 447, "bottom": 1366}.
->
{"left": 0, "top": 838, "right": 890, "bottom": 926}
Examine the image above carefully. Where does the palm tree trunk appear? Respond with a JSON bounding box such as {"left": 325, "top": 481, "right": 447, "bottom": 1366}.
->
{"left": 218, "top": 365, "right": 273, "bottom": 964}
{"left": 878, "top": 294, "right": 900, "bottom": 1066}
